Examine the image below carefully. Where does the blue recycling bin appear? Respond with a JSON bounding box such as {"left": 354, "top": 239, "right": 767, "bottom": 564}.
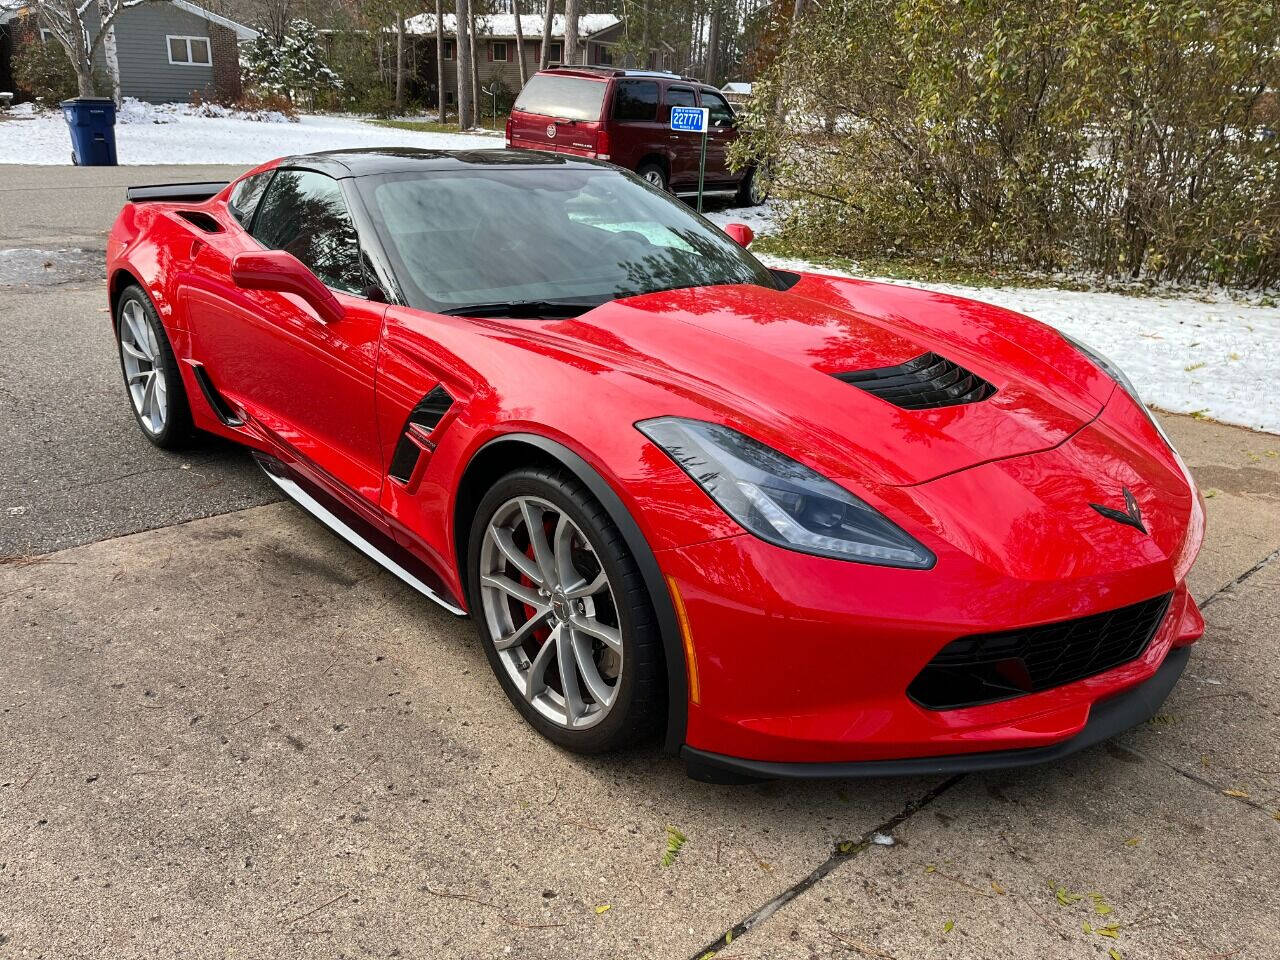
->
{"left": 60, "top": 97, "right": 118, "bottom": 166}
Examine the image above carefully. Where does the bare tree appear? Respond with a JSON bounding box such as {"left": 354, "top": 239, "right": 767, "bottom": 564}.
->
{"left": 394, "top": 11, "right": 405, "bottom": 113}
{"left": 511, "top": 0, "right": 527, "bottom": 88}
{"left": 538, "top": 0, "right": 554, "bottom": 69}
{"left": 4, "top": 0, "right": 151, "bottom": 98}
{"left": 468, "top": 2, "right": 479, "bottom": 120}
{"left": 562, "top": 0, "right": 577, "bottom": 66}
{"left": 96, "top": 0, "right": 122, "bottom": 103}
{"left": 455, "top": 0, "right": 474, "bottom": 127}
{"left": 434, "top": 0, "right": 447, "bottom": 122}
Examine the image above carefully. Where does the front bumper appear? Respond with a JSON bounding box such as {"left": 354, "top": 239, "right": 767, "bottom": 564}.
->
{"left": 683, "top": 645, "right": 1190, "bottom": 782}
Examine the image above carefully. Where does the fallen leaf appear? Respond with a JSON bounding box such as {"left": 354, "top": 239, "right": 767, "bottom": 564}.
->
{"left": 1095, "top": 923, "right": 1120, "bottom": 938}
{"left": 943, "top": 920, "right": 954, "bottom": 934}
{"left": 594, "top": 904, "right": 611, "bottom": 915}
{"left": 837, "top": 840, "right": 855, "bottom": 854}
{"left": 990, "top": 880, "right": 1006, "bottom": 895}
{"left": 661, "top": 826, "right": 687, "bottom": 868}
{"left": 1110, "top": 949, "right": 1123, "bottom": 960}
{"left": 1055, "top": 886, "right": 1083, "bottom": 906}
{"left": 1123, "top": 837, "right": 1141, "bottom": 847}
{"left": 1223, "top": 789, "right": 1250, "bottom": 798}
{"left": 924, "top": 864, "right": 937, "bottom": 873}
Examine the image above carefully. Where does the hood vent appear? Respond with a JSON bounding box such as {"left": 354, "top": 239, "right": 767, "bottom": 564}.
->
{"left": 834, "top": 352, "right": 996, "bottom": 410}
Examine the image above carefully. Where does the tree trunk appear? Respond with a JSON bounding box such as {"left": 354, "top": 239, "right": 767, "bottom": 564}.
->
{"left": 394, "top": 14, "right": 405, "bottom": 114}
{"left": 512, "top": 0, "right": 527, "bottom": 89}
{"left": 539, "top": 0, "right": 555, "bottom": 69}
{"left": 455, "top": 0, "right": 474, "bottom": 128}
{"left": 563, "top": 0, "right": 578, "bottom": 67}
{"left": 468, "top": 5, "right": 479, "bottom": 121}
{"left": 96, "top": 0, "right": 121, "bottom": 105}
{"left": 435, "top": 0, "right": 447, "bottom": 122}
{"left": 705, "top": 0, "right": 720, "bottom": 85}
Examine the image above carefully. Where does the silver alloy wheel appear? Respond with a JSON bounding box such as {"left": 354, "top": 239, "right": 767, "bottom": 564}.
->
{"left": 642, "top": 168, "right": 665, "bottom": 189}
{"left": 748, "top": 170, "right": 767, "bottom": 206}
{"left": 479, "top": 495, "right": 623, "bottom": 730}
{"left": 118, "top": 299, "right": 167, "bottom": 434}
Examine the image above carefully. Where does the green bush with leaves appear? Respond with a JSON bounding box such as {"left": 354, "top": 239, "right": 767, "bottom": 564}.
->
{"left": 11, "top": 35, "right": 80, "bottom": 106}
{"left": 242, "top": 19, "right": 342, "bottom": 109}
{"left": 739, "top": 0, "right": 1280, "bottom": 288}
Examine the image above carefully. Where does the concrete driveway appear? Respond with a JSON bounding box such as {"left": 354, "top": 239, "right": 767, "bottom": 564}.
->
{"left": 1, "top": 165, "right": 1278, "bottom": 959}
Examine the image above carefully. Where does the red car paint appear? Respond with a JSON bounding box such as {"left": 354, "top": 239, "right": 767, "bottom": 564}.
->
{"left": 106, "top": 153, "right": 1204, "bottom": 774}
{"left": 506, "top": 67, "right": 751, "bottom": 195}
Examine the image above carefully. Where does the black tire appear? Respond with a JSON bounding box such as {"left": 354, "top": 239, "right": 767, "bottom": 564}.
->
{"left": 637, "top": 162, "right": 669, "bottom": 193}
{"left": 114, "top": 284, "right": 194, "bottom": 449}
{"left": 467, "top": 466, "right": 664, "bottom": 753}
{"left": 736, "top": 165, "right": 768, "bottom": 206}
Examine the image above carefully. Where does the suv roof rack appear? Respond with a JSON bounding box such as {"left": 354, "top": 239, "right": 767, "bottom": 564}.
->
{"left": 546, "top": 65, "right": 700, "bottom": 83}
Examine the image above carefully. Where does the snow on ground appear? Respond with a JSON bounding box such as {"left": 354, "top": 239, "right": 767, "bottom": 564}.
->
{"left": 706, "top": 202, "right": 1279, "bottom": 434}
{"left": 0, "top": 103, "right": 496, "bottom": 166}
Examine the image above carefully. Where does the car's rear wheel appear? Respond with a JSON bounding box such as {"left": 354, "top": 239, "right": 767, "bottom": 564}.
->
{"left": 468, "top": 467, "right": 663, "bottom": 753}
{"left": 737, "top": 166, "right": 768, "bottom": 206}
{"left": 115, "top": 285, "right": 192, "bottom": 448}
{"left": 637, "top": 162, "right": 669, "bottom": 193}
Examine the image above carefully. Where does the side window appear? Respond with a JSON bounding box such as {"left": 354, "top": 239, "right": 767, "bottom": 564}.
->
{"left": 251, "top": 170, "right": 367, "bottom": 296}
{"left": 227, "top": 171, "right": 273, "bottom": 227}
{"left": 612, "top": 80, "right": 659, "bottom": 122}
{"left": 665, "top": 86, "right": 698, "bottom": 109}
{"left": 702, "top": 91, "right": 735, "bottom": 128}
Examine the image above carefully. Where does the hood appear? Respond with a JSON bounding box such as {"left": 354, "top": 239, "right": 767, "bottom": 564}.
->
{"left": 524, "top": 278, "right": 1112, "bottom": 487}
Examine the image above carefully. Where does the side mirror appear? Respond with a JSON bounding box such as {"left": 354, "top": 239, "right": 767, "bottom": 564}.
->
{"left": 723, "top": 222, "right": 754, "bottom": 248}
{"left": 230, "top": 249, "right": 344, "bottom": 325}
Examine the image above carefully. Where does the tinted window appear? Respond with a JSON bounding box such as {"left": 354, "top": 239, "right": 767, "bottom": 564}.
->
{"left": 665, "top": 86, "right": 697, "bottom": 108}
{"left": 251, "top": 170, "right": 366, "bottom": 296}
{"left": 612, "top": 80, "right": 658, "bottom": 122}
{"left": 227, "top": 171, "right": 273, "bottom": 226}
{"left": 358, "top": 167, "right": 779, "bottom": 313}
{"left": 512, "top": 74, "right": 607, "bottom": 121}
{"left": 702, "top": 91, "right": 735, "bottom": 128}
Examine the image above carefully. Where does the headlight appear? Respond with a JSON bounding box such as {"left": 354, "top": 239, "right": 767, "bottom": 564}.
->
{"left": 1060, "top": 332, "right": 1175, "bottom": 449}
{"left": 637, "top": 417, "right": 935, "bottom": 569}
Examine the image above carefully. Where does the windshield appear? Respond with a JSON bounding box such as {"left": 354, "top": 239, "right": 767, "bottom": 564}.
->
{"left": 511, "top": 74, "right": 607, "bottom": 121}
{"left": 359, "top": 166, "right": 780, "bottom": 313}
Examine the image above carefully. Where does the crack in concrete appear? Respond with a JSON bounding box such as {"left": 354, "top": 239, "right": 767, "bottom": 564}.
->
{"left": 1199, "top": 547, "right": 1279, "bottom": 610}
{"left": 687, "top": 774, "right": 967, "bottom": 959}
{"left": 1112, "top": 743, "right": 1276, "bottom": 815}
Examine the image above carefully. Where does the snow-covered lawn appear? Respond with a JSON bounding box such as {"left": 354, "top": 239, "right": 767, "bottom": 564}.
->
{"left": 705, "top": 205, "right": 1279, "bottom": 434}
{"left": 0, "top": 100, "right": 497, "bottom": 166}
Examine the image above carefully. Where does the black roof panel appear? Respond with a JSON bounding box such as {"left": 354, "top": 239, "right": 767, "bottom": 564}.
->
{"left": 277, "top": 147, "right": 606, "bottom": 178}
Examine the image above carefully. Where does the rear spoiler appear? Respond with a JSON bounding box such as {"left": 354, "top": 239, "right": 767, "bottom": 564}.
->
{"left": 126, "top": 181, "right": 228, "bottom": 204}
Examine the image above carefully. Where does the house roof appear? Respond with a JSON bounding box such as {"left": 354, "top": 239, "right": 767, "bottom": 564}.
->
{"left": 0, "top": 1, "right": 258, "bottom": 39}
{"left": 405, "top": 13, "right": 620, "bottom": 42}
{"left": 167, "top": 1, "right": 258, "bottom": 41}
{"left": 722, "top": 82, "right": 752, "bottom": 95}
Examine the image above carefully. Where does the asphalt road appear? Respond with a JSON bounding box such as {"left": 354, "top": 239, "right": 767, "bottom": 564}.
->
{"left": 1, "top": 164, "right": 1278, "bottom": 959}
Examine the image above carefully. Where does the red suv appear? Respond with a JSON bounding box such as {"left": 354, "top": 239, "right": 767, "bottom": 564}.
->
{"left": 506, "top": 66, "right": 764, "bottom": 205}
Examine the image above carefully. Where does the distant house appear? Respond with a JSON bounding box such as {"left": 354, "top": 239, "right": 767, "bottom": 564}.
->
{"left": 404, "top": 13, "right": 668, "bottom": 108}
{"left": 721, "top": 81, "right": 752, "bottom": 105}
{"left": 0, "top": 0, "right": 256, "bottom": 104}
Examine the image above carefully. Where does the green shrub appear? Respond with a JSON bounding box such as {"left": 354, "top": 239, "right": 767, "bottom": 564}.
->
{"left": 739, "top": 0, "right": 1280, "bottom": 288}
{"left": 11, "top": 35, "right": 79, "bottom": 105}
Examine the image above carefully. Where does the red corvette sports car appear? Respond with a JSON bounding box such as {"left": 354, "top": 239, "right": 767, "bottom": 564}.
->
{"left": 107, "top": 149, "right": 1204, "bottom": 781}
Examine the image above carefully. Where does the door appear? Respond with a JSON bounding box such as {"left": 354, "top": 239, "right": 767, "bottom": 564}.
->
{"left": 662, "top": 84, "right": 701, "bottom": 188}
{"left": 191, "top": 168, "right": 389, "bottom": 506}
{"left": 607, "top": 78, "right": 662, "bottom": 173}
{"left": 699, "top": 89, "right": 739, "bottom": 185}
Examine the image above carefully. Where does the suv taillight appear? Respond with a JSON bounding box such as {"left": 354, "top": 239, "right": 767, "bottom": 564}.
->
{"left": 505, "top": 116, "right": 513, "bottom": 146}
{"left": 595, "top": 128, "right": 610, "bottom": 160}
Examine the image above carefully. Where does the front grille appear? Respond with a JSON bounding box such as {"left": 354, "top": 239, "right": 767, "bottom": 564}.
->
{"left": 834, "top": 352, "right": 996, "bottom": 410}
{"left": 908, "top": 593, "right": 1173, "bottom": 710}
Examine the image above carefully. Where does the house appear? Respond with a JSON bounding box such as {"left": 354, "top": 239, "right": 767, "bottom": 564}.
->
{"left": 404, "top": 13, "right": 667, "bottom": 108}
{"left": 0, "top": 0, "right": 256, "bottom": 104}
{"left": 721, "top": 81, "right": 752, "bottom": 105}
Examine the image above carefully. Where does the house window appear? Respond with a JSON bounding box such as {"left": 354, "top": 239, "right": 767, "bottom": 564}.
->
{"left": 445, "top": 90, "right": 456, "bottom": 105}
{"left": 39, "top": 28, "right": 56, "bottom": 44}
{"left": 490, "top": 41, "right": 507, "bottom": 62}
{"left": 443, "top": 39, "right": 455, "bottom": 60}
{"left": 167, "top": 35, "right": 211, "bottom": 67}
{"left": 542, "top": 41, "right": 563, "bottom": 64}
{"left": 593, "top": 44, "right": 613, "bottom": 66}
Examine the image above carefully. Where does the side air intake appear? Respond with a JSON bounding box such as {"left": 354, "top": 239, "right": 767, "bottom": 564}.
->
{"left": 388, "top": 385, "right": 455, "bottom": 483}
{"left": 834, "top": 352, "right": 996, "bottom": 410}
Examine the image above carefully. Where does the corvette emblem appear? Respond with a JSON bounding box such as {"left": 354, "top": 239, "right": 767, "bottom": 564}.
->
{"left": 546, "top": 123, "right": 557, "bottom": 139}
{"left": 1090, "top": 487, "right": 1147, "bottom": 534}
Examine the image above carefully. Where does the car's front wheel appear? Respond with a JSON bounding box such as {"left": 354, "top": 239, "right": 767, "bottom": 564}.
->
{"left": 467, "top": 467, "right": 663, "bottom": 753}
{"left": 115, "top": 285, "right": 193, "bottom": 448}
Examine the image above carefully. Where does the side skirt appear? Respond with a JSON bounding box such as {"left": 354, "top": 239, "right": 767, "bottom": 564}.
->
{"left": 257, "top": 456, "right": 466, "bottom": 617}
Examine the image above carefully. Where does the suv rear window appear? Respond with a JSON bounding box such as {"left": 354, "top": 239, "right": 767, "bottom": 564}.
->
{"left": 612, "top": 80, "right": 659, "bottom": 121}
{"left": 513, "top": 74, "right": 607, "bottom": 121}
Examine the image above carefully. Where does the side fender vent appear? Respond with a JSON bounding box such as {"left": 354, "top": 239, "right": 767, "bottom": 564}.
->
{"left": 175, "top": 210, "right": 223, "bottom": 233}
{"left": 388, "top": 385, "right": 455, "bottom": 483}
{"left": 834, "top": 352, "right": 996, "bottom": 410}
{"left": 190, "top": 363, "right": 243, "bottom": 427}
